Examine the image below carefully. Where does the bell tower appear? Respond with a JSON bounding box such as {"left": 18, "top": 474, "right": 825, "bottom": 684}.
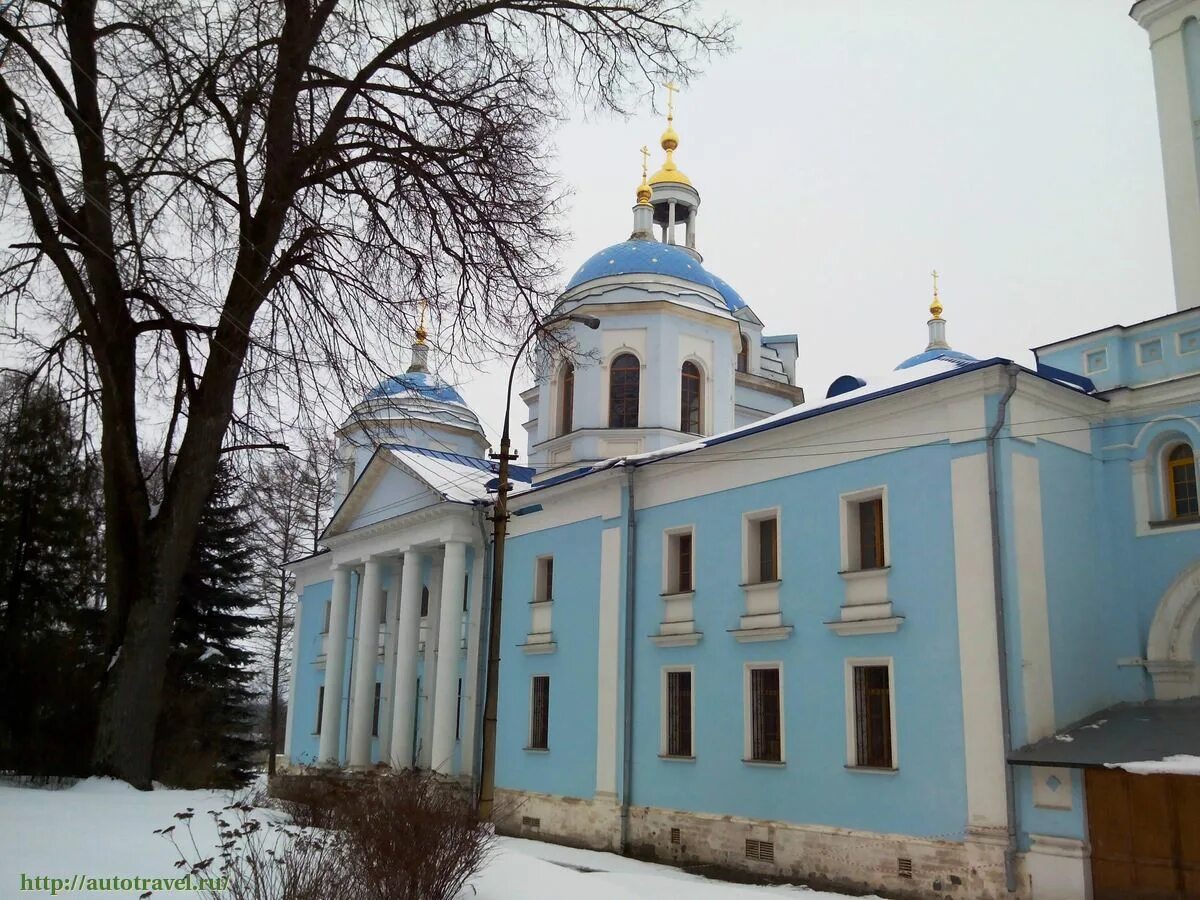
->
{"left": 648, "top": 82, "right": 702, "bottom": 260}
{"left": 1132, "top": 0, "right": 1200, "bottom": 310}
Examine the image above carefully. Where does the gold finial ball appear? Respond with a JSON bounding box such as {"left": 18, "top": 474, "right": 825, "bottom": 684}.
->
{"left": 660, "top": 126, "right": 679, "bottom": 152}
{"left": 415, "top": 324, "right": 427, "bottom": 344}
{"left": 636, "top": 182, "right": 652, "bottom": 204}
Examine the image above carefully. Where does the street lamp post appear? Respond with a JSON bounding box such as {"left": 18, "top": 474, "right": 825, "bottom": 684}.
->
{"left": 477, "top": 312, "right": 600, "bottom": 820}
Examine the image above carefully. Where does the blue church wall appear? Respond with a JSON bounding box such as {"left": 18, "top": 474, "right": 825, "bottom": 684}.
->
{"left": 290, "top": 577, "right": 333, "bottom": 765}
{"left": 1015, "top": 767, "right": 1087, "bottom": 850}
{"left": 496, "top": 515, "right": 607, "bottom": 800}
{"left": 625, "top": 443, "right": 969, "bottom": 838}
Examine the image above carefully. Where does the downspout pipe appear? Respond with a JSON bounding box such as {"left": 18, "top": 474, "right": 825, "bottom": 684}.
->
{"left": 619, "top": 464, "right": 638, "bottom": 855}
{"left": 986, "top": 364, "right": 1020, "bottom": 893}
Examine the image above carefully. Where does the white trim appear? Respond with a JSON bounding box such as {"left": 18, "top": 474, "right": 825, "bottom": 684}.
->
{"left": 595, "top": 527, "right": 622, "bottom": 795}
{"left": 838, "top": 485, "right": 889, "bottom": 573}
{"left": 283, "top": 596, "right": 303, "bottom": 756}
{"left": 1011, "top": 453, "right": 1056, "bottom": 743}
{"left": 741, "top": 506, "right": 782, "bottom": 584}
{"left": 659, "top": 665, "right": 696, "bottom": 758}
{"left": 742, "top": 661, "right": 786, "bottom": 764}
{"left": 1146, "top": 559, "right": 1200, "bottom": 698}
{"left": 661, "top": 524, "right": 696, "bottom": 594}
{"left": 678, "top": 354, "right": 710, "bottom": 437}
{"left": 843, "top": 657, "right": 898, "bottom": 771}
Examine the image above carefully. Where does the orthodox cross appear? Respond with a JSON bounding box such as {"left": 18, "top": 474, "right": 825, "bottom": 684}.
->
{"left": 664, "top": 80, "right": 679, "bottom": 120}
{"left": 640, "top": 145, "right": 650, "bottom": 180}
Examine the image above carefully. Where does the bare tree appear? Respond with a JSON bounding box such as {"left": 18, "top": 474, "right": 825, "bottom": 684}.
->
{"left": 0, "top": 0, "right": 728, "bottom": 786}
{"left": 247, "top": 433, "right": 334, "bottom": 776}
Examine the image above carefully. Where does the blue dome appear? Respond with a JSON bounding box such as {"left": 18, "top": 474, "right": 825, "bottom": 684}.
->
{"left": 564, "top": 240, "right": 748, "bottom": 312}
{"left": 366, "top": 371, "right": 466, "bottom": 404}
{"left": 895, "top": 348, "right": 978, "bottom": 370}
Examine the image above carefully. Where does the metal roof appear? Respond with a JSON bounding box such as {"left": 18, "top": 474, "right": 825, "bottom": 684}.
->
{"left": 1008, "top": 698, "right": 1200, "bottom": 769}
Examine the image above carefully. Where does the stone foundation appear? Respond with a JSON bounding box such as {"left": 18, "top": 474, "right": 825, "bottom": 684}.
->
{"left": 495, "top": 789, "right": 1031, "bottom": 900}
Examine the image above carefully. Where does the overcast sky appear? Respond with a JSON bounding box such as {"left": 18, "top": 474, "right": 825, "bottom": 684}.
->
{"left": 439, "top": 0, "right": 1175, "bottom": 454}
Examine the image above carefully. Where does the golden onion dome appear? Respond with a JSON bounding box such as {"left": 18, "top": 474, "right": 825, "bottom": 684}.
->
{"left": 648, "top": 81, "right": 692, "bottom": 187}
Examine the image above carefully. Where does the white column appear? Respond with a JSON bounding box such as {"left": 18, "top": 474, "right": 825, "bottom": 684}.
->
{"left": 318, "top": 567, "right": 352, "bottom": 765}
{"left": 431, "top": 541, "right": 467, "bottom": 774}
{"left": 348, "top": 557, "right": 385, "bottom": 767}
{"left": 667, "top": 199, "right": 677, "bottom": 244}
{"left": 377, "top": 566, "right": 402, "bottom": 762}
{"left": 459, "top": 549, "right": 485, "bottom": 778}
{"left": 685, "top": 208, "right": 696, "bottom": 249}
{"left": 389, "top": 550, "right": 424, "bottom": 767}
{"left": 418, "top": 558, "right": 444, "bottom": 768}
{"left": 282, "top": 591, "right": 303, "bottom": 766}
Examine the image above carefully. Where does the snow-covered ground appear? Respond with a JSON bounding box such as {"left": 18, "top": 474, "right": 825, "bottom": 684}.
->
{"left": 0, "top": 778, "right": 871, "bottom": 899}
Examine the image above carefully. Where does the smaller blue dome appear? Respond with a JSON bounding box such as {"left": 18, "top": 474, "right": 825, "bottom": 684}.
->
{"left": 895, "top": 348, "right": 977, "bottom": 370}
{"left": 366, "top": 371, "right": 466, "bottom": 404}
{"left": 565, "top": 240, "right": 747, "bottom": 312}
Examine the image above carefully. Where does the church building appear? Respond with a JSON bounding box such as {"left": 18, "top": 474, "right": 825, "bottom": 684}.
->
{"left": 281, "top": 5, "right": 1200, "bottom": 898}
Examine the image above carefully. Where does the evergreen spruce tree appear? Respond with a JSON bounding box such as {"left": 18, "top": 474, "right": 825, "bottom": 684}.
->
{"left": 0, "top": 375, "right": 104, "bottom": 776}
{"left": 153, "top": 462, "right": 263, "bottom": 787}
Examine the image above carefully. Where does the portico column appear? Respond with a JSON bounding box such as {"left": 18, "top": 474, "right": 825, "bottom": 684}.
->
{"left": 431, "top": 541, "right": 468, "bottom": 774}
{"left": 418, "top": 558, "right": 444, "bottom": 768}
{"left": 318, "top": 566, "right": 352, "bottom": 765}
{"left": 348, "top": 557, "right": 385, "bottom": 767}
{"left": 667, "top": 199, "right": 677, "bottom": 244}
{"left": 377, "top": 565, "right": 402, "bottom": 762}
{"left": 389, "top": 550, "right": 424, "bottom": 767}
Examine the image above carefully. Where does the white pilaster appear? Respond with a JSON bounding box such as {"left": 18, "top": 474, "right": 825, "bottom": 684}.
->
{"left": 282, "top": 591, "right": 303, "bottom": 762}
{"left": 418, "top": 557, "right": 444, "bottom": 768}
{"left": 459, "top": 549, "right": 486, "bottom": 778}
{"left": 348, "top": 557, "right": 385, "bottom": 767}
{"left": 595, "top": 526, "right": 622, "bottom": 798}
{"left": 377, "top": 566, "right": 402, "bottom": 762}
{"left": 431, "top": 541, "right": 468, "bottom": 774}
{"left": 318, "top": 567, "right": 352, "bottom": 765}
{"left": 389, "top": 550, "right": 425, "bottom": 768}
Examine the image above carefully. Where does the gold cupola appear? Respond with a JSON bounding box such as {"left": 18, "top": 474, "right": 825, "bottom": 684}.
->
{"left": 925, "top": 270, "right": 950, "bottom": 351}
{"left": 648, "top": 81, "right": 692, "bottom": 187}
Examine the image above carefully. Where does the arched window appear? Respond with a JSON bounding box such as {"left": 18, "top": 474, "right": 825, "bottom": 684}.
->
{"left": 609, "top": 353, "right": 640, "bottom": 428}
{"left": 681, "top": 362, "right": 702, "bottom": 434}
{"left": 736, "top": 336, "right": 749, "bottom": 373}
{"left": 559, "top": 363, "right": 574, "bottom": 436}
{"left": 1168, "top": 443, "right": 1198, "bottom": 519}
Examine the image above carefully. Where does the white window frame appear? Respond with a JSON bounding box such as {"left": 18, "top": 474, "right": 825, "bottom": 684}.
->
{"left": 844, "top": 656, "right": 899, "bottom": 772}
{"left": 1137, "top": 337, "right": 1165, "bottom": 366}
{"left": 662, "top": 525, "right": 696, "bottom": 595}
{"left": 534, "top": 555, "right": 554, "bottom": 604}
{"left": 839, "top": 486, "right": 889, "bottom": 572}
{"left": 742, "top": 661, "right": 785, "bottom": 765}
{"left": 527, "top": 673, "right": 551, "bottom": 751}
{"left": 1083, "top": 347, "right": 1109, "bottom": 375}
{"left": 741, "top": 507, "right": 782, "bottom": 585}
{"left": 659, "top": 665, "right": 696, "bottom": 759}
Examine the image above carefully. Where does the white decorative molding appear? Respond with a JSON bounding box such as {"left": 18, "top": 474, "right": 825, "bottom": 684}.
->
{"left": 729, "top": 625, "right": 793, "bottom": 643}
{"left": 825, "top": 616, "right": 904, "bottom": 637}
{"left": 650, "top": 631, "right": 703, "bottom": 648}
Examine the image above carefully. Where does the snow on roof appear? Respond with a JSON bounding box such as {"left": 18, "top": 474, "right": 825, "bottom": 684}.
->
{"left": 386, "top": 444, "right": 534, "bottom": 504}
{"left": 531, "top": 357, "right": 1009, "bottom": 492}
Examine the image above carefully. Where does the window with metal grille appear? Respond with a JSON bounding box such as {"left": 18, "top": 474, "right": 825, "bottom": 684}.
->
{"left": 857, "top": 497, "right": 885, "bottom": 569}
{"left": 372, "top": 682, "right": 381, "bottom": 737}
{"left": 897, "top": 857, "right": 913, "bottom": 878}
{"left": 853, "top": 665, "right": 893, "bottom": 768}
{"left": 669, "top": 827, "right": 681, "bottom": 845}
{"left": 1168, "top": 444, "right": 1198, "bottom": 518}
{"left": 535, "top": 557, "right": 554, "bottom": 603}
{"left": 529, "top": 675, "right": 550, "bottom": 750}
{"left": 752, "top": 516, "right": 778, "bottom": 583}
{"left": 609, "top": 353, "right": 640, "bottom": 428}
{"left": 315, "top": 686, "right": 324, "bottom": 734}
{"left": 668, "top": 530, "right": 693, "bottom": 593}
{"left": 749, "top": 667, "right": 782, "bottom": 762}
{"left": 665, "top": 670, "right": 693, "bottom": 757}
{"left": 680, "top": 362, "right": 702, "bottom": 434}
{"left": 560, "top": 363, "right": 575, "bottom": 435}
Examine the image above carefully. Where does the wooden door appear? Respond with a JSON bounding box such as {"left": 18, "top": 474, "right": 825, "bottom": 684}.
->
{"left": 1086, "top": 768, "right": 1200, "bottom": 900}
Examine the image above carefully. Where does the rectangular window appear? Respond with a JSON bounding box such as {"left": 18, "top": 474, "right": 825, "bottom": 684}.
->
{"left": 666, "top": 529, "right": 694, "bottom": 593}
{"left": 757, "top": 517, "right": 778, "bottom": 583}
{"left": 665, "top": 670, "right": 693, "bottom": 757}
{"left": 1138, "top": 338, "right": 1164, "bottom": 365}
{"left": 535, "top": 557, "right": 554, "bottom": 603}
{"left": 379, "top": 590, "right": 389, "bottom": 625}
{"left": 852, "top": 664, "right": 894, "bottom": 769}
{"left": 372, "top": 682, "right": 381, "bottom": 737}
{"left": 463, "top": 573, "right": 469, "bottom": 612}
{"left": 1084, "top": 347, "right": 1108, "bottom": 374}
{"left": 857, "top": 497, "right": 885, "bottom": 569}
{"left": 748, "top": 666, "right": 782, "bottom": 762}
{"left": 316, "top": 686, "right": 324, "bottom": 735}
{"left": 529, "top": 675, "right": 550, "bottom": 750}
{"left": 322, "top": 600, "right": 331, "bottom": 634}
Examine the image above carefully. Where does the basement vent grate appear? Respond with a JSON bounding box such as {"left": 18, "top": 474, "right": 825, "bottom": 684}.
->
{"left": 669, "top": 827, "right": 681, "bottom": 845}
{"left": 745, "top": 839, "right": 775, "bottom": 862}
{"left": 898, "top": 857, "right": 913, "bottom": 878}
{"left": 521, "top": 816, "right": 541, "bottom": 829}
